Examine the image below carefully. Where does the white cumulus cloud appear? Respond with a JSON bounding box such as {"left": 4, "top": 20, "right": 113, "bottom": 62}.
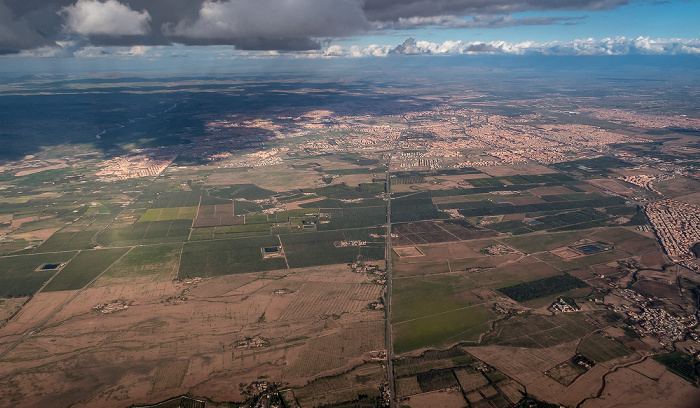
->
{"left": 319, "top": 36, "right": 700, "bottom": 58}
{"left": 61, "top": 0, "right": 152, "bottom": 36}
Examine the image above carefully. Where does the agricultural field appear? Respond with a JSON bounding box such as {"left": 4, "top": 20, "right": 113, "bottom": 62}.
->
{"left": 179, "top": 236, "right": 287, "bottom": 277}
{"left": 43, "top": 247, "right": 131, "bottom": 292}
{"left": 577, "top": 333, "right": 631, "bottom": 364}
{"left": 2, "top": 61, "right": 700, "bottom": 408}
{"left": 93, "top": 244, "right": 183, "bottom": 287}
{"left": 34, "top": 230, "right": 97, "bottom": 252}
{"left": 499, "top": 274, "right": 588, "bottom": 302}
{"left": 138, "top": 206, "right": 198, "bottom": 222}
{"left": 0, "top": 251, "right": 77, "bottom": 297}
{"left": 392, "top": 274, "right": 496, "bottom": 353}
{"left": 280, "top": 230, "right": 384, "bottom": 268}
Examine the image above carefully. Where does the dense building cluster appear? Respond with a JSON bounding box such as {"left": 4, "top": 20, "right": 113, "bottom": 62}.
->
{"left": 646, "top": 199, "right": 700, "bottom": 261}
{"left": 96, "top": 154, "right": 175, "bottom": 181}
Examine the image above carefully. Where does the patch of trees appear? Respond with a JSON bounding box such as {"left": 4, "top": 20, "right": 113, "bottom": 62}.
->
{"left": 499, "top": 274, "right": 589, "bottom": 302}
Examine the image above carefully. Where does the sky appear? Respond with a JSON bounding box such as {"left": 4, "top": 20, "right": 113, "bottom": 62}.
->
{"left": 0, "top": 0, "right": 699, "bottom": 58}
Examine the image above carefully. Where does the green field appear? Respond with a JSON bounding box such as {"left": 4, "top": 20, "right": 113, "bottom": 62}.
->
{"left": 0, "top": 251, "right": 78, "bottom": 297}
{"left": 392, "top": 274, "right": 495, "bottom": 353}
{"left": 94, "top": 244, "right": 182, "bottom": 286}
{"left": 137, "top": 206, "right": 198, "bottom": 222}
{"left": 43, "top": 248, "right": 131, "bottom": 292}
{"left": 392, "top": 275, "right": 483, "bottom": 323}
{"left": 178, "top": 236, "right": 287, "bottom": 278}
{"left": 209, "top": 184, "right": 277, "bottom": 200}
{"left": 577, "top": 333, "right": 631, "bottom": 363}
{"left": 499, "top": 274, "right": 588, "bottom": 302}
{"left": 654, "top": 352, "right": 699, "bottom": 384}
{"left": 189, "top": 223, "right": 273, "bottom": 240}
{"left": 501, "top": 230, "right": 593, "bottom": 254}
{"left": 281, "top": 230, "right": 384, "bottom": 268}
{"left": 98, "top": 219, "right": 192, "bottom": 246}
{"left": 393, "top": 305, "right": 495, "bottom": 354}
{"left": 34, "top": 230, "right": 97, "bottom": 252}
{"left": 485, "top": 313, "right": 594, "bottom": 348}
{"left": 316, "top": 207, "right": 386, "bottom": 230}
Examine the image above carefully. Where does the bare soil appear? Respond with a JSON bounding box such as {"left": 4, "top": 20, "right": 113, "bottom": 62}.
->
{"left": 0, "top": 265, "right": 385, "bottom": 408}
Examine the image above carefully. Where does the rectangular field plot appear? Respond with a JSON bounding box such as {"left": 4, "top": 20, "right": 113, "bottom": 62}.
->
{"left": 501, "top": 230, "right": 594, "bottom": 254}
{"left": 0, "top": 251, "right": 77, "bottom": 297}
{"left": 98, "top": 219, "right": 192, "bottom": 246}
{"left": 277, "top": 282, "right": 383, "bottom": 321}
{"left": 485, "top": 313, "right": 594, "bottom": 348}
{"left": 577, "top": 333, "right": 631, "bottom": 363}
{"left": 34, "top": 230, "right": 97, "bottom": 252}
{"left": 93, "top": 244, "right": 182, "bottom": 286}
{"left": 316, "top": 207, "right": 385, "bottom": 230}
{"left": 467, "top": 258, "right": 562, "bottom": 289}
{"left": 188, "top": 224, "right": 273, "bottom": 240}
{"left": 393, "top": 220, "right": 496, "bottom": 245}
{"left": 178, "top": 236, "right": 287, "bottom": 278}
{"left": 280, "top": 230, "right": 384, "bottom": 268}
{"left": 393, "top": 305, "right": 495, "bottom": 354}
{"left": 393, "top": 275, "right": 485, "bottom": 323}
{"left": 149, "top": 191, "right": 205, "bottom": 208}
{"left": 138, "top": 206, "right": 198, "bottom": 222}
{"left": 43, "top": 247, "right": 130, "bottom": 292}
{"left": 192, "top": 204, "right": 244, "bottom": 228}
{"left": 588, "top": 227, "right": 660, "bottom": 255}
{"left": 653, "top": 352, "right": 699, "bottom": 383}
{"left": 498, "top": 274, "right": 588, "bottom": 302}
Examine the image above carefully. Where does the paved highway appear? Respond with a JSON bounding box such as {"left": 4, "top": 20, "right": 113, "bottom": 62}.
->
{"left": 385, "top": 156, "right": 396, "bottom": 408}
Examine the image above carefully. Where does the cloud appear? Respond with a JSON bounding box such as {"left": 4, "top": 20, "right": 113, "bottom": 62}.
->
{"left": 0, "top": 2, "right": 53, "bottom": 53}
{"left": 60, "top": 0, "right": 151, "bottom": 36}
{"left": 363, "top": 0, "right": 632, "bottom": 21}
{"left": 375, "top": 14, "right": 586, "bottom": 30}
{"left": 0, "top": 0, "right": 695, "bottom": 55}
{"left": 163, "top": 0, "right": 370, "bottom": 50}
{"left": 319, "top": 36, "right": 700, "bottom": 57}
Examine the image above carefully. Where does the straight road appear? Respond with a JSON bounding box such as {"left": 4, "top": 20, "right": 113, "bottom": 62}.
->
{"left": 385, "top": 156, "right": 396, "bottom": 408}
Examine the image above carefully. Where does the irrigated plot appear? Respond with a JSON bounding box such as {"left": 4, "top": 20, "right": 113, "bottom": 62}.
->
{"left": 138, "top": 206, "right": 198, "bottom": 222}
{"left": 178, "top": 236, "right": 287, "bottom": 278}
{"left": 393, "top": 275, "right": 484, "bottom": 323}
{"left": 192, "top": 204, "right": 245, "bottom": 228}
{"left": 577, "top": 333, "right": 631, "bottom": 363}
{"left": 98, "top": 219, "right": 192, "bottom": 246}
{"left": 0, "top": 251, "right": 77, "bottom": 297}
{"left": 281, "top": 230, "right": 384, "bottom": 268}
{"left": 393, "top": 305, "right": 495, "bottom": 354}
{"left": 43, "top": 247, "right": 131, "bottom": 292}
{"left": 485, "top": 313, "right": 595, "bottom": 348}
{"left": 467, "top": 257, "right": 562, "bottom": 289}
{"left": 34, "top": 231, "right": 97, "bottom": 252}
{"left": 93, "top": 243, "right": 183, "bottom": 287}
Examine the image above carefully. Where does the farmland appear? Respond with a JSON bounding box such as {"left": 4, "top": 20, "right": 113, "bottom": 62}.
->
{"left": 43, "top": 247, "right": 131, "bottom": 292}
{"left": 1, "top": 59, "right": 700, "bottom": 408}
{"left": 0, "top": 251, "right": 77, "bottom": 297}
{"left": 179, "top": 236, "right": 287, "bottom": 277}
{"left": 499, "top": 274, "right": 589, "bottom": 302}
{"left": 577, "top": 333, "right": 631, "bottom": 363}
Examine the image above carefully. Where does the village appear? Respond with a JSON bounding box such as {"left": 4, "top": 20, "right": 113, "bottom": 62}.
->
{"left": 645, "top": 199, "right": 700, "bottom": 262}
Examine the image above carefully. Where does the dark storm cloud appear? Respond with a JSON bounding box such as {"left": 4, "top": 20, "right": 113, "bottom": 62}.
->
{"left": 374, "top": 14, "right": 586, "bottom": 30}
{"left": 363, "top": 0, "right": 632, "bottom": 21}
{"left": 0, "top": 0, "right": 639, "bottom": 53}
